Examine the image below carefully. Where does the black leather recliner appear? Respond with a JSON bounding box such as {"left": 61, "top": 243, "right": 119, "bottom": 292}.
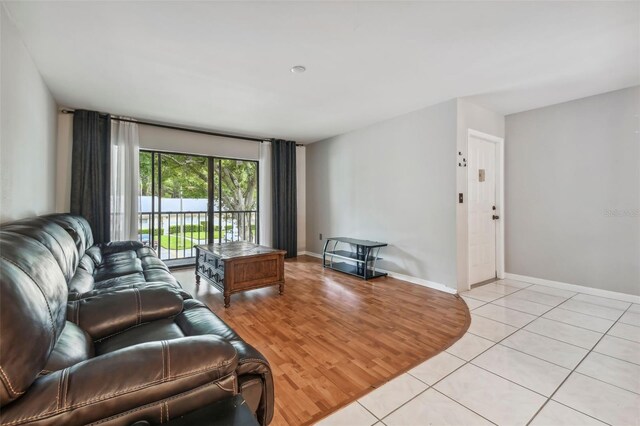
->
{"left": 0, "top": 214, "right": 274, "bottom": 425}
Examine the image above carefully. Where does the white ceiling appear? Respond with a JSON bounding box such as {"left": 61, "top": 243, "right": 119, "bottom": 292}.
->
{"left": 4, "top": 1, "right": 639, "bottom": 143}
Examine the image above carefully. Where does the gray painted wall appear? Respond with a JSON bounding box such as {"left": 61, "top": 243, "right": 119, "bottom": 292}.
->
{"left": 306, "top": 100, "right": 458, "bottom": 290}
{"left": 1, "top": 6, "right": 58, "bottom": 223}
{"left": 505, "top": 87, "right": 640, "bottom": 295}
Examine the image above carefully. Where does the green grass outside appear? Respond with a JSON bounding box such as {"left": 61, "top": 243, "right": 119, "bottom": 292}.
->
{"left": 195, "top": 231, "right": 221, "bottom": 240}
{"left": 159, "top": 232, "right": 223, "bottom": 250}
{"left": 159, "top": 235, "right": 192, "bottom": 250}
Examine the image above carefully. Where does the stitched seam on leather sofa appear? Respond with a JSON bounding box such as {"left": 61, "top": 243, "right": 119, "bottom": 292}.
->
{"left": 86, "top": 375, "right": 235, "bottom": 425}
{"left": 1, "top": 366, "right": 237, "bottom": 426}
{"left": 0, "top": 256, "right": 56, "bottom": 338}
{"left": 90, "top": 374, "right": 231, "bottom": 425}
{"left": 55, "top": 372, "right": 62, "bottom": 411}
{"left": 238, "top": 358, "right": 270, "bottom": 367}
{"left": 0, "top": 365, "right": 25, "bottom": 397}
{"left": 160, "top": 341, "right": 166, "bottom": 382}
{"left": 167, "top": 342, "right": 171, "bottom": 377}
{"left": 92, "top": 309, "right": 178, "bottom": 342}
{"left": 61, "top": 368, "right": 70, "bottom": 410}
{"left": 7, "top": 228, "right": 72, "bottom": 279}
{"left": 240, "top": 378, "right": 261, "bottom": 389}
{"left": 134, "top": 288, "right": 142, "bottom": 325}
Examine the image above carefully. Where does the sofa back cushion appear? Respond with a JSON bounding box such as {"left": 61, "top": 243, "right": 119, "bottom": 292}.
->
{"left": 41, "top": 321, "right": 94, "bottom": 375}
{"left": 0, "top": 232, "right": 69, "bottom": 405}
{"left": 44, "top": 214, "right": 94, "bottom": 259}
{"left": 1, "top": 217, "right": 79, "bottom": 283}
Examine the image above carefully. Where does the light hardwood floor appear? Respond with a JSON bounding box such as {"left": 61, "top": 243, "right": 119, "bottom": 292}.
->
{"left": 173, "top": 255, "right": 470, "bottom": 425}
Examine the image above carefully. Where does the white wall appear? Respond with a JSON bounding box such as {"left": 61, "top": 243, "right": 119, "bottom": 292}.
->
{"left": 306, "top": 100, "right": 458, "bottom": 290}
{"left": 455, "top": 99, "right": 505, "bottom": 291}
{"left": 138, "top": 124, "right": 260, "bottom": 160}
{"left": 505, "top": 87, "right": 639, "bottom": 296}
{"left": 1, "top": 5, "right": 58, "bottom": 222}
{"left": 55, "top": 112, "right": 73, "bottom": 212}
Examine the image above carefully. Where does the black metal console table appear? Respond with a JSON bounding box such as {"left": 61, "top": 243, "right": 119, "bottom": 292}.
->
{"left": 322, "top": 237, "right": 387, "bottom": 280}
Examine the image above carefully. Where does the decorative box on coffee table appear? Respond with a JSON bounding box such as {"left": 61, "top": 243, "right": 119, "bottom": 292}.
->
{"left": 195, "top": 241, "right": 286, "bottom": 307}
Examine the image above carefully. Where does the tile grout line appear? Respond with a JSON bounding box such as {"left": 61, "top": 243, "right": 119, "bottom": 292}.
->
{"left": 375, "top": 282, "right": 559, "bottom": 424}
{"left": 503, "top": 297, "right": 640, "bottom": 391}
{"left": 591, "top": 347, "right": 640, "bottom": 367}
{"left": 431, "top": 387, "right": 499, "bottom": 425}
{"left": 465, "top": 289, "right": 628, "bottom": 349}
{"left": 473, "top": 307, "right": 613, "bottom": 335}
{"left": 551, "top": 305, "right": 628, "bottom": 321}
{"left": 466, "top": 285, "right": 633, "bottom": 318}
{"left": 523, "top": 299, "right": 635, "bottom": 426}
{"left": 344, "top": 282, "right": 635, "bottom": 426}
{"left": 376, "top": 379, "right": 498, "bottom": 425}
{"left": 356, "top": 281, "right": 534, "bottom": 423}
{"left": 568, "top": 368, "right": 640, "bottom": 396}
{"left": 354, "top": 401, "right": 382, "bottom": 424}
{"left": 438, "top": 284, "right": 627, "bottom": 424}
{"left": 464, "top": 330, "right": 576, "bottom": 370}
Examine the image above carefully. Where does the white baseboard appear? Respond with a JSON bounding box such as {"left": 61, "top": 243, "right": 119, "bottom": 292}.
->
{"left": 298, "top": 251, "right": 322, "bottom": 259}
{"left": 297, "top": 251, "right": 457, "bottom": 295}
{"left": 383, "top": 270, "right": 457, "bottom": 294}
{"left": 505, "top": 273, "right": 640, "bottom": 304}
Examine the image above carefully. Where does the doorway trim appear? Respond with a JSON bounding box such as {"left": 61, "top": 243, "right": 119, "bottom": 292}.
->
{"left": 467, "top": 129, "right": 505, "bottom": 285}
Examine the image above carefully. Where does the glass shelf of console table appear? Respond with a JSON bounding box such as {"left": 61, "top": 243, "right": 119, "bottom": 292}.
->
{"left": 322, "top": 237, "right": 387, "bottom": 280}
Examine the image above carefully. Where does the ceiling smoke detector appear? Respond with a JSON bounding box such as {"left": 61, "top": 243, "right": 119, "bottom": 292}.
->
{"left": 290, "top": 65, "right": 306, "bottom": 74}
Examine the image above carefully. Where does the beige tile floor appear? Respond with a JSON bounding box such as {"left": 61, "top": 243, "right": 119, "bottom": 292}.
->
{"left": 317, "top": 279, "right": 640, "bottom": 426}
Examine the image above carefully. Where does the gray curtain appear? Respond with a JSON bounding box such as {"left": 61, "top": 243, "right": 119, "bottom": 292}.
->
{"left": 271, "top": 139, "right": 297, "bottom": 258}
{"left": 70, "top": 110, "right": 111, "bottom": 243}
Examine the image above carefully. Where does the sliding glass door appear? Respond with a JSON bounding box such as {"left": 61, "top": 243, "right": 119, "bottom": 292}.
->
{"left": 138, "top": 150, "right": 258, "bottom": 266}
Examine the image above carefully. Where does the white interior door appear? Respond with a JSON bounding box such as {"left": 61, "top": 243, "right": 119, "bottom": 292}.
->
{"left": 468, "top": 135, "right": 497, "bottom": 284}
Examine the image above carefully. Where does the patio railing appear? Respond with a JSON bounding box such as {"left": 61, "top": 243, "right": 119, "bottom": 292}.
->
{"left": 137, "top": 210, "right": 258, "bottom": 261}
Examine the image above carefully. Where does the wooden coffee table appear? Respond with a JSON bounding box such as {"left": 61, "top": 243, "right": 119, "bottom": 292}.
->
{"left": 195, "top": 242, "right": 286, "bottom": 307}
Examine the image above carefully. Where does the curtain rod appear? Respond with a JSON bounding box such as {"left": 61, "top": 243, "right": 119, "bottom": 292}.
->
{"left": 60, "top": 109, "right": 303, "bottom": 146}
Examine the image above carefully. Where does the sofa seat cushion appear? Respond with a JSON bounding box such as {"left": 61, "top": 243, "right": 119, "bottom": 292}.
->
{"left": 141, "top": 255, "right": 170, "bottom": 270}
{"left": 41, "top": 322, "right": 93, "bottom": 376}
{"left": 101, "top": 250, "right": 137, "bottom": 264}
{"left": 71, "top": 244, "right": 183, "bottom": 298}
{"left": 94, "top": 272, "right": 146, "bottom": 289}
{"left": 68, "top": 268, "right": 95, "bottom": 294}
{"left": 95, "top": 319, "right": 187, "bottom": 355}
{"left": 94, "top": 300, "right": 267, "bottom": 368}
{"left": 94, "top": 258, "right": 143, "bottom": 282}
{"left": 144, "top": 269, "right": 179, "bottom": 284}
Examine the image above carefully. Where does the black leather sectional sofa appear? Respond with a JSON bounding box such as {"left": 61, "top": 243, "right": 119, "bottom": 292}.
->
{"left": 0, "top": 214, "right": 274, "bottom": 425}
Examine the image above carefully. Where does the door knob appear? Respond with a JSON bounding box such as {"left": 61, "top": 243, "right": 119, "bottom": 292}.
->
{"left": 492, "top": 215, "right": 500, "bottom": 220}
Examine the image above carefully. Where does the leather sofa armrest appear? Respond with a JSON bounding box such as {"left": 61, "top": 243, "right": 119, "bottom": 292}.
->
{"left": 67, "top": 286, "right": 184, "bottom": 339}
{"left": 0, "top": 337, "right": 238, "bottom": 426}
{"left": 98, "top": 240, "right": 144, "bottom": 255}
{"left": 176, "top": 299, "right": 275, "bottom": 425}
